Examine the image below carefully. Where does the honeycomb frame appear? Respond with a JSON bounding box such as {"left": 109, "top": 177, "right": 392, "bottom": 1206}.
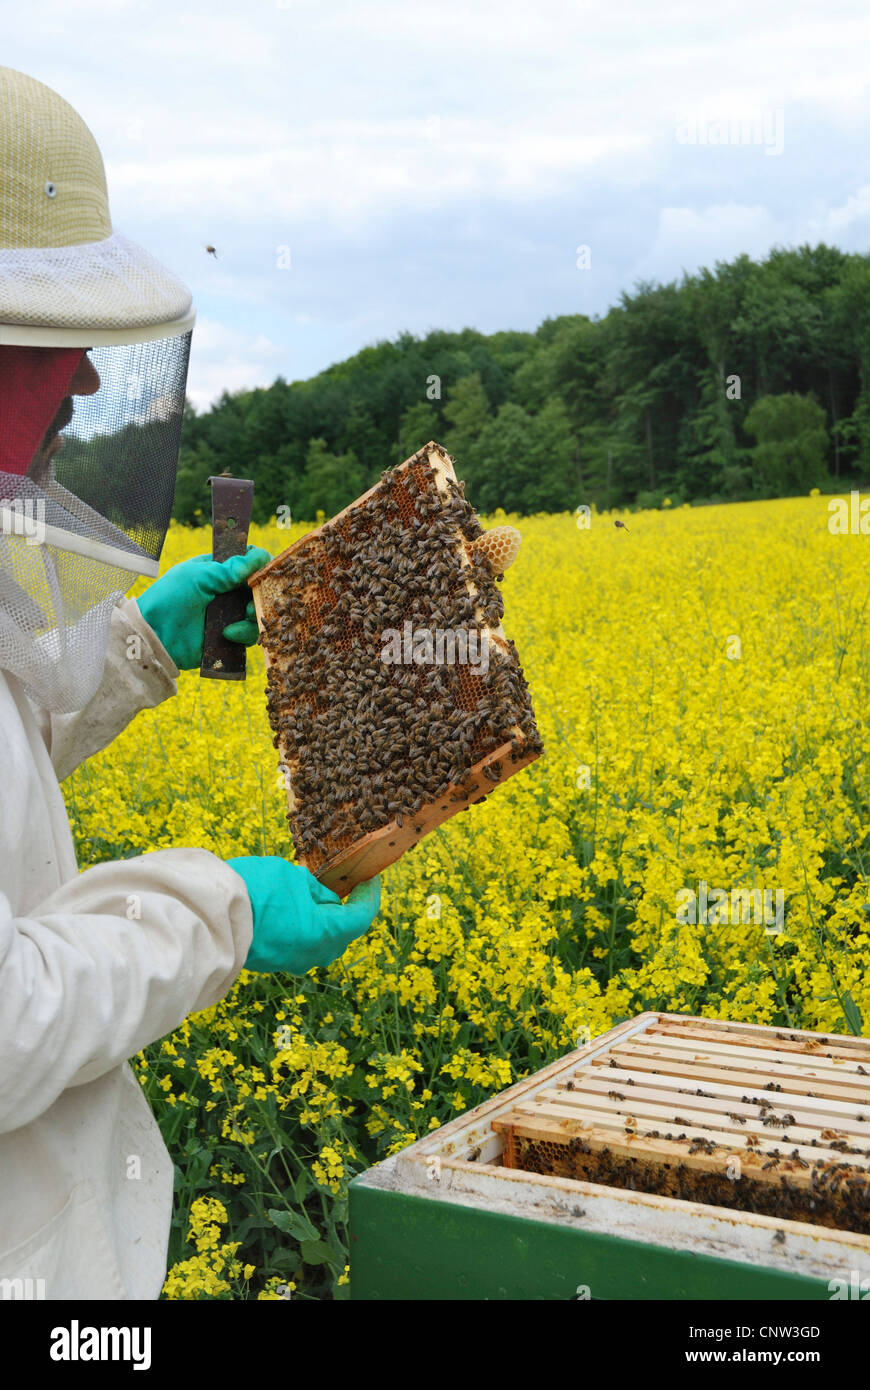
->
{"left": 249, "top": 442, "right": 543, "bottom": 894}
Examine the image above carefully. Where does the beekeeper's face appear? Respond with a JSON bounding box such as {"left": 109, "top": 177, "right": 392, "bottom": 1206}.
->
{"left": 30, "top": 351, "right": 101, "bottom": 481}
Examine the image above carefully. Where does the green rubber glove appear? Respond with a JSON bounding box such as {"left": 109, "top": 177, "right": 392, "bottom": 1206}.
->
{"left": 228, "top": 857, "right": 381, "bottom": 974}
{"left": 136, "top": 546, "right": 272, "bottom": 670}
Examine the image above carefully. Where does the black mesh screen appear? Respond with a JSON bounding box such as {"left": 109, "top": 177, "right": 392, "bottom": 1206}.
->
{"left": 33, "top": 331, "right": 191, "bottom": 562}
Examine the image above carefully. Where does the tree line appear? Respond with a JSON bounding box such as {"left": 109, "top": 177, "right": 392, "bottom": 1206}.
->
{"left": 173, "top": 242, "right": 870, "bottom": 524}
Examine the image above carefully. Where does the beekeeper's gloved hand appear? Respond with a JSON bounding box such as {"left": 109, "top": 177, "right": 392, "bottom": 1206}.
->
{"left": 227, "top": 857, "right": 381, "bottom": 974}
{"left": 136, "top": 546, "right": 271, "bottom": 670}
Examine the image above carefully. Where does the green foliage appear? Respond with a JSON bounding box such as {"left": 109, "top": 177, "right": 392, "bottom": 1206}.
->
{"left": 442, "top": 371, "right": 491, "bottom": 484}
{"left": 293, "top": 438, "right": 366, "bottom": 520}
{"left": 398, "top": 401, "right": 439, "bottom": 461}
{"left": 174, "top": 243, "right": 870, "bottom": 521}
{"left": 744, "top": 393, "right": 830, "bottom": 494}
{"left": 472, "top": 397, "right": 577, "bottom": 511}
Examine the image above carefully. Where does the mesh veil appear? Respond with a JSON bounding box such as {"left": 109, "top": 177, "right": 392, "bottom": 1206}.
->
{"left": 0, "top": 331, "right": 191, "bottom": 712}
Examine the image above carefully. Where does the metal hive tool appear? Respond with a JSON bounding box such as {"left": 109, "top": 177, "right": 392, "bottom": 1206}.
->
{"left": 249, "top": 442, "right": 543, "bottom": 895}
{"left": 490, "top": 1014, "right": 870, "bottom": 1233}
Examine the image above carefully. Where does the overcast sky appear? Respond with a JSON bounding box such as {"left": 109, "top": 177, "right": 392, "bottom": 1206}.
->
{"left": 7, "top": 1, "right": 870, "bottom": 409}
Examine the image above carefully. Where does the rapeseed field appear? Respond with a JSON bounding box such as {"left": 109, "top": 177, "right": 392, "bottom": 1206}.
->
{"left": 60, "top": 496, "right": 870, "bottom": 1298}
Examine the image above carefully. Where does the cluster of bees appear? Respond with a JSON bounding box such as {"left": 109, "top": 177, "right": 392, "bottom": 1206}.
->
{"left": 514, "top": 1029, "right": 870, "bottom": 1231}
{"left": 517, "top": 1118, "right": 870, "bottom": 1230}
{"left": 260, "top": 447, "right": 542, "bottom": 869}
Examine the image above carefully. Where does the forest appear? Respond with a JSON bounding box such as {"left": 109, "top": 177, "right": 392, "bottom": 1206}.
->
{"left": 171, "top": 243, "right": 870, "bottom": 524}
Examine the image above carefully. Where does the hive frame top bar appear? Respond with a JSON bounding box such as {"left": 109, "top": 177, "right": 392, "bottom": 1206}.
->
{"left": 401, "top": 1013, "right": 870, "bottom": 1164}
{"left": 365, "top": 1013, "right": 870, "bottom": 1281}
{"left": 248, "top": 441, "right": 456, "bottom": 586}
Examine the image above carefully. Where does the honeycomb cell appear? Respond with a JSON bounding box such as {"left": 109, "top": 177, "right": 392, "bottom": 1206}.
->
{"left": 472, "top": 526, "right": 522, "bottom": 574}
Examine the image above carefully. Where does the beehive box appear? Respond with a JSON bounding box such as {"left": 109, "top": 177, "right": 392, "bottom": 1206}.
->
{"left": 349, "top": 1014, "right": 870, "bottom": 1300}
{"left": 491, "top": 1014, "right": 870, "bottom": 1232}
{"left": 249, "top": 442, "right": 542, "bottom": 894}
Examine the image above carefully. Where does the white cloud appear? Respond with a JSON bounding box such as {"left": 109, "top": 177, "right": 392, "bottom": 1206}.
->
{"left": 632, "top": 204, "right": 787, "bottom": 285}
{"left": 105, "top": 120, "right": 653, "bottom": 235}
{"left": 7, "top": 0, "right": 870, "bottom": 398}
{"left": 185, "top": 318, "right": 287, "bottom": 412}
{"left": 806, "top": 184, "right": 870, "bottom": 239}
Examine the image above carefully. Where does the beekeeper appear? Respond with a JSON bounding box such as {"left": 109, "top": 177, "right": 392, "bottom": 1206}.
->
{"left": 0, "top": 65, "right": 380, "bottom": 1300}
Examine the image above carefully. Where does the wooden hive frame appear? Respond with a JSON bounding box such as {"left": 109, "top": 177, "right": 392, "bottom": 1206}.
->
{"left": 490, "top": 1014, "right": 870, "bottom": 1233}
{"left": 350, "top": 1014, "right": 870, "bottom": 1293}
{"left": 248, "top": 442, "right": 542, "bottom": 894}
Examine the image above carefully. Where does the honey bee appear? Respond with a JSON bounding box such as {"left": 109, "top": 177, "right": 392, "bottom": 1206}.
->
{"left": 689, "top": 1137, "right": 716, "bottom": 1155}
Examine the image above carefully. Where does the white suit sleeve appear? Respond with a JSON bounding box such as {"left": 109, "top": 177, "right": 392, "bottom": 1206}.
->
{"left": 0, "top": 848, "right": 254, "bottom": 1134}
{"left": 28, "top": 596, "right": 180, "bottom": 783}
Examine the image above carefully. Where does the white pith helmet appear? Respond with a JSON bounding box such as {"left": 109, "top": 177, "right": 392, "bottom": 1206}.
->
{"left": 0, "top": 65, "right": 194, "bottom": 345}
{"left": 0, "top": 66, "right": 195, "bottom": 712}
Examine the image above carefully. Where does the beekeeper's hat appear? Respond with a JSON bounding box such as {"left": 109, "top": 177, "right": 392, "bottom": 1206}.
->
{"left": 0, "top": 65, "right": 194, "bottom": 343}
{"left": 0, "top": 66, "right": 195, "bottom": 712}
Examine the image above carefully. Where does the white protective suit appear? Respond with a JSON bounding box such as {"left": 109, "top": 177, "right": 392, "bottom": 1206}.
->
{"left": 0, "top": 595, "right": 253, "bottom": 1298}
